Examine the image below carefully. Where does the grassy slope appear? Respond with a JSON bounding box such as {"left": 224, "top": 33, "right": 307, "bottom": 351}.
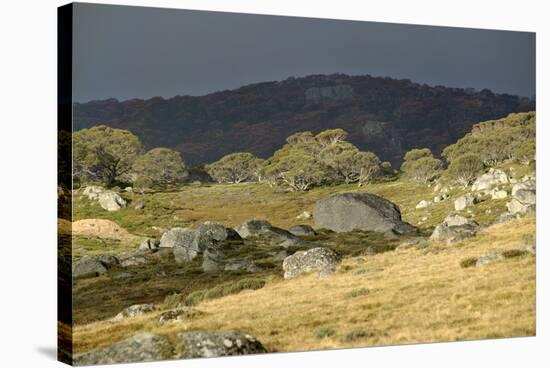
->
{"left": 73, "top": 216, "right": 535, "bottom": 354}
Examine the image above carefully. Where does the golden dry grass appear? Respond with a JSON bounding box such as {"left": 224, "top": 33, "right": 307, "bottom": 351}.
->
{"left": 73, "top": 216, "right": 535, "bottom": 354}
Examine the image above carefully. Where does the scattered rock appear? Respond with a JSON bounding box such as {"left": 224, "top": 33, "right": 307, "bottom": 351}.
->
{"left": 493, "top": 212, "right": 517, "bottom": 224}
{"left": 82, "top": 185, "right": 105, "bottom": 200}
{"left": 74, "top": 333, "right": 173, "bottom": 365}
{"left": 175, "top": 331, "right": 267, "bottom": 358}
{"left": 234, "top": 220, "right": 273, "bottom": 238}
{"left": 313, "top": 192, "right": 417, "bottom": 234}
{"left": 283, "top": 247, "right": 341, "bottom": 279}
{"left": 119, "top": 253, "right": 149, "bottom": 267}
{"left": 98, "top": 191, "right": 127, "bottom": 211}
{"left": 430, "top": 223, "right": 476, "bottom": 244}
{"left": 471, "top": 169, "right": 509, "bottom": 192}
{"left": 133, "top": 200, "right": 145, "bottom": 210}
{"left": 433, "top": 194, "right": 447, "bottom": 203}
{"left": 415, "top": 200, "right": 430, "bottom": 209}
{"left": 158, "top": 307, "right": 202, "bottom": 324}
{"left": 288, "top": 224, "right": 317, "bottom": 236}
{"left": 454, "top": 194, "right": 477, "bottom": 211}
{"left": 511, "top": 179, "right": 535, "bottom": 196}
{"left": 224, "top": 260, "right": 262, "bottom": 273}
{"left": 139, "top": 238, "right": 160, "bottom": 251}
{"left": 201, "top": 248, "right": 227, "bottom": 272}
{"left": 73, "top": 255, "right": 117, "bottom": 278}
{"left": 444, "top": 214, "right": 478, "bottom": 227}
{"left": 114, "top": 304, "right": 155, "bottom": 321}
{"left": 235, "top": 219, "right": 300, "bottom": 247}
{"left": 296, "top": 211, "right": 313, "bottom": 220}
{"left": 476, "top": 253, "right": 503, "bottom": 267}
{"left": 490, "top": 189, "right": 508, "bottom": 200}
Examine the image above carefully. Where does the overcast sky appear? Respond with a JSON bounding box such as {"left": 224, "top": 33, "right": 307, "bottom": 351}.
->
{"left": 72, "top": 3, "right": 536, "bottom": 102}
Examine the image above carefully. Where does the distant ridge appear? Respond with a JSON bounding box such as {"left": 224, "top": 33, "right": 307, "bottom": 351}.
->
{"left": 74, "top": 73, "right": 534, "bottom": 165}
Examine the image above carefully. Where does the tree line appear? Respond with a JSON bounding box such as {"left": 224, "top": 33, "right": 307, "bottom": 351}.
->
{"left": 72, "top": 111, "right": 535, "bottom": 191}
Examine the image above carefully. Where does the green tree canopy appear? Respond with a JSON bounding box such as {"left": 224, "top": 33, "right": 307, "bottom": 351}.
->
{"left": 205, "top": 152, "right": 265, "bottom": 183}
{"left": 401, "top": 148, "right": 442, "bottom": 183}
{"left": 73, "top": 125, "right": 144, "bottom": 186}
{"left": 132, "top": 147, "right": 187, "bottom": 184}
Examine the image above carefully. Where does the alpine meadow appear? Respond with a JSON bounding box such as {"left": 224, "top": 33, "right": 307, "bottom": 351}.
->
{"left": 58, "top": 4, "right": 536, "bottom": 366}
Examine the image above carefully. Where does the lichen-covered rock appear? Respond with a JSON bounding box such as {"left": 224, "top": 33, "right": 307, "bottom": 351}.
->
{"left": 175, "top": 331, "right": 267, "bottom": 358}
{"left": 234, "top": 219, "right": 301, "bottom": 247}
{"left": 430, "top": 223, "right": 476, "bottom": 244}
{"left": 454, "top": 194, "right": 477, "bottom": 211}
{"left": 82, "top": 185, "right": 105, "bottom": 200}
{"left": 74, "top": 333, "right": 173, "bottom": 365}
{"left": 288, "top": 224, "right": 317, "bottom": 237}
{"left": 444, "top": 214, "right": 478, "bottom": 227}
{"left": 98, "top": 191, "right": 127, "bottom": 211}
{"left": 234, "top": 220, "right": 273, "bottom": 238}
{"left": 113, "top": 304, "right": 155, "bottom": 321}
{"left": 313, "top": 192, "right": 417, "bottom": 234}
{"left": 283, "top": 247, "right": 341, "bottom": 279}
{"left": 511, "top": 179, "right": 535, "bottom": 196}
{"left": 471, "top": 169, "right": 509, "bottom": 192}
{"left": 490, "top": 189, "right": 508, "bottom": 199}
{"left": 73, "top": 255, "right": 118, "bottom": 279}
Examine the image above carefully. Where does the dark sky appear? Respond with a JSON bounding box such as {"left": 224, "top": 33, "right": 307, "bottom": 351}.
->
{"left": 72, "top": 3, "right": 536, "bottom": 102}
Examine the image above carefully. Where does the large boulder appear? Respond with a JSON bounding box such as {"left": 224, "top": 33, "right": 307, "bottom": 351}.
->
{"left": 234, "top": 219, "right": 301, "bottom": 247}
{"left": 430, "top": 218, "right": 478, "bottom": 243}
{"left": 73, "top": 255, "right": 118, "bottom": 279}
{"left": 74, "top": 334, "right": 173, "bottom": 365}
{"left": 511, "top": 179, "right": 535, "bottom": 196}
{"left": 163, "top": 222, "right": 243, "bottom": 264}
{"left": 114, "top": 304, "right": 156, "bottom": 321}
{"left": 98, "top": 191, "right": 127, "bottom": 211}
{"left": 313, "top": 192, "right": 416, "bottom": 234}
{"left": 282, "top": 247, "right": 341, "bottom": 279}
{"left": 175, "top": 331, "right": 267, "bottom": 358}
{"left": 234, "top": 220, "right": 272, "bottom": 238}
{"left": 507, "top": 181, "right": 536, "bottom": 215}
{"left": 471, "top": 169, "right": 509, "bottom": 192}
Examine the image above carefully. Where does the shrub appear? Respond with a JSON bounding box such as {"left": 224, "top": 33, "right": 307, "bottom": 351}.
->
{"left": 316, "top": 327, "right": 336, "bottom": 339}
{"left": 446, "top": 154, "right": 485, "bottom": 186}
{"left": 343, "top": 329, "right": 371, "bottom": 342}
{"left": 347, "top": 288, "right": 370, "bottom": 298}
{"left": 401, "top": 148, "right": 443, "bottom": 183}
{"left": 162, "top": 293, "right": 186, "bottom": 309}
{"left": 205, "top": 152, "right": 265, "bottom": 183}
{"left": 460, "top": 257, "right": 478, "bottom": 268}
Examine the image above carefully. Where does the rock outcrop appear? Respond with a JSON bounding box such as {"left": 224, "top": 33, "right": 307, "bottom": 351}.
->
{"left": 114, "top": 304, "right": 155, "bottom": 321}
{"left": 73, "top": 255, "right": 119, "bottom": 279}
{"left": 175, "top": 331, "right": 267, "bottom": 358}
{"left": 74, "top": 334, "right": 173, "bottom": 365}
{"left": 471, "top": 169, "right": 509, "bottom": 192}
{"left": 507, "top": 180, "right": 536, "bottom": 215}
{"left": 313, "top": 192, "right": 417, "bottom": 234}
{"left": 454, "top": 194, "right": 477, "bottom": 211}
{"left": 283, "top": 247, "right": 341, "bottom": 279}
